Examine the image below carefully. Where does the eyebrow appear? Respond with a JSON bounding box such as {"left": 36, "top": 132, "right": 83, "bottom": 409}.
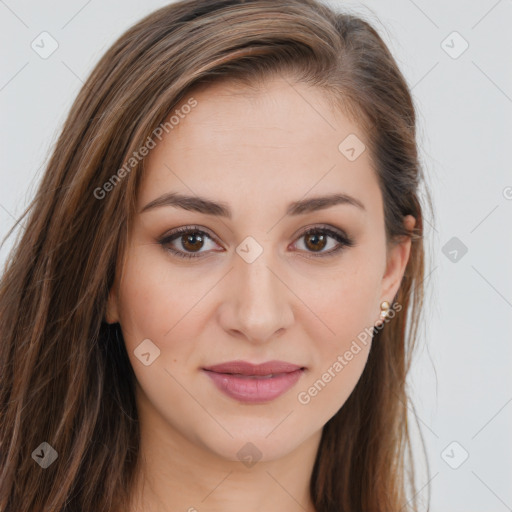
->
{"left": 140, "top": 191, "right": 365, "bottom": 217}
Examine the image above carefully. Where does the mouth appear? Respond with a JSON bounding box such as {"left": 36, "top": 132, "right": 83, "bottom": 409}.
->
{"left": 201, "top": 360, "right": 306, "bottom": 404}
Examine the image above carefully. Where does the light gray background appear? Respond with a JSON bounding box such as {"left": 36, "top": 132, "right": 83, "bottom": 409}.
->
{"left": 1, "top": 1, "right": 511, "bottom": 511}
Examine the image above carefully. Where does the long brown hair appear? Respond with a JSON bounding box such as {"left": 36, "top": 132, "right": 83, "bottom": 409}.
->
{"left": 0, "top": 1, "right": 431, "bottom": 510}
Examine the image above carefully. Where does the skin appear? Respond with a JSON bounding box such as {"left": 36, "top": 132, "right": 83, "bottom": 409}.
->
{"left": 106, "top": 75, "right": 415, "bottom": 512}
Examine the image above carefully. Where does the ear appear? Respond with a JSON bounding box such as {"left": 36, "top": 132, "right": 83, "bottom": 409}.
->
{"left": 105, "top": 286, "right": 120, "bottom": 324}
{"left": 379, "top": 215, "right": 416, "bottom": 303}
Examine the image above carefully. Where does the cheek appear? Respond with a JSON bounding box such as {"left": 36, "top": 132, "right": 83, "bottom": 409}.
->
{"left": 115, "top": 245, "right": 216, "bottom": 366}
{"left": 116, "top": 262, "right": 165, "bottom": 347}
{"left": 295, "top": 251, "right": 383, "bottom": 418}
{"left": 114, "top": 249, "right": 211, "bottom": 418}
{"left": 297, "top": 278, "right": 374, "bottom": 423}
{"left": 309, "top": 252, "right": 384, "bottom": 338}
{"left": 296, "top": 342, "right": 370, "bottom": 426}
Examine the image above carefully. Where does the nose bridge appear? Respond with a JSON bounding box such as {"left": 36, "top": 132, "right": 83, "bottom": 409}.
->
{"left": 223, "top": 240, "right": 294, "bottom": 342}
{"left": 239, "top": 249, "right": 278, "bottom": 304}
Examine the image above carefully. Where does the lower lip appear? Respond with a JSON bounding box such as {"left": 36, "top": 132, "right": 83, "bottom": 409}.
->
{"left": 203, "top": 369, "right": 304, "bottom": 403}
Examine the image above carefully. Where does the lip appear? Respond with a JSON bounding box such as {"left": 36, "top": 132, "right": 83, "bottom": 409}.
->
{"left": 202, "top": 360, "right": 305, "bottom": 404}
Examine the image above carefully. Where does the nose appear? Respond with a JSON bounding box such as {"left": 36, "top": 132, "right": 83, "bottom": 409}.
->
{"left": 217, "top": 249, "right": 295, "bottom": 344}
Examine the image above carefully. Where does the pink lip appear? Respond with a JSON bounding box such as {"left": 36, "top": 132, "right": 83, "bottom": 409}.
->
{"left": 202, "top": 360, "right": 305, "bottom": 403}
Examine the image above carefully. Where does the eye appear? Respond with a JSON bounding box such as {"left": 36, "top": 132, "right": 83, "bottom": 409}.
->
{"left": 291, "top": 225, "right": 354, "bottom": 258}
{"left": 158, "top": 226, "right": 222, "bottom": 260}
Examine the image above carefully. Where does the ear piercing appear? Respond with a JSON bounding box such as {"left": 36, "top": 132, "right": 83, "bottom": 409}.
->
{"left": 376, "top": 300, "right": 390, "bottom": 326}
{"left": 380, "top": 300, "right": 390, "bottom": 320}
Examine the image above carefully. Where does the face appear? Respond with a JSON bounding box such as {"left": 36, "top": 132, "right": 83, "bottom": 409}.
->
{"left": 106, "top": 76, "right": 414, "bottom": 463}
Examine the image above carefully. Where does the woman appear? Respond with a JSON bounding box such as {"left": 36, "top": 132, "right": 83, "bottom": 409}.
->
{"left": 0, "top": 0, "right": 430, "bottom": 510}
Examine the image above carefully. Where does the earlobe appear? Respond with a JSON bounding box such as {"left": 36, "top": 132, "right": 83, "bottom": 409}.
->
{"left": 380, "top": 215, "right": 416, "bottom": 303}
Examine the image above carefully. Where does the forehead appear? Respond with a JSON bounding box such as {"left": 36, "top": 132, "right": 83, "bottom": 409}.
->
{"left": 138, "top": 77, "right": 380, "bottom": 217}
{"left": 171, "top": 77, "right": 351, "bottom": 150}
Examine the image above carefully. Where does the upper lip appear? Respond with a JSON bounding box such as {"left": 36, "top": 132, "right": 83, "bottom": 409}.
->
{"left": 202, "top": 360, "right": 304, "bottom": 376}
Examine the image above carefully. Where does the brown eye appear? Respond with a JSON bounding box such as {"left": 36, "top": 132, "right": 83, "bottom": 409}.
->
{"left": 158, "top": 226, "right": 221, "bottom": 260}
{"left": 180, "top": 232, "right": 205, "bottom": 253}
{"left": 294, "top": 226, "right": 354, "bottom": 258}
{"left": 303, "top": 232, "right": 328, "bottom": 252}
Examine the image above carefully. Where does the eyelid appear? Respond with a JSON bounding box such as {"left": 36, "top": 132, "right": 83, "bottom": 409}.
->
{"left": 290, "top": 224, "right": 354, "bottom": 257}
{"left": 159, "top": 224, "right": 220, "bottom": 241}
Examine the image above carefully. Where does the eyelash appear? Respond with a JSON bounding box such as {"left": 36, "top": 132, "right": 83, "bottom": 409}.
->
{"left": 158, "top": 224, "right": 355, "bottom": 260}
